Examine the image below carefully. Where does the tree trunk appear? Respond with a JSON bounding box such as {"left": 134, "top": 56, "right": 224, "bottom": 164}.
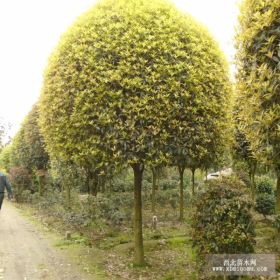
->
{"left": 66, "top": 185, "right": 71, "bottom": 207}
{"left": 151, "top": 167, "right": 157, "bottom": 214}
{"left": 132, "top": 163, "right": 145, "bottom": 266}
{"left": 276, "top": 170, "right": 280, "bottom": 213}
{"left": 38, "top": 177, "right": 43, "bottom": 196}
{"left": 38, "top": 174, "right": 45, "bottom": 196}
{"left": 248, "top": 169, "right": 252, "bottom": 182}
{"left": 249, "top": 161, "right": 257, "bottom": 199}
{"left": 85, "top": 168, "right": 91, "bottom": 195}
{"left": 191, "top": 168, "right": 196, "bottom": 195}
{"left": 100, "top": 176, "right": 106, "bottom": 193}
{"left": 87, "top": 170, "right": 98, "bottom": 196}
{"left": 87, "top": 175, "right": 90, "bottom": 195}
{"left": 252, "top": 161, "right": 256, "bottom": 185}
{"left": 178, "top": 165, "right": 185, "bottom": 222}
{"left": 91, "top": 178, "right": 98, "bottom": 196}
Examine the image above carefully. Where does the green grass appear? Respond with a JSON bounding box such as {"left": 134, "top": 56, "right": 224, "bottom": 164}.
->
{"left": 167, "top": 236, "right": 190, "bottom": 248}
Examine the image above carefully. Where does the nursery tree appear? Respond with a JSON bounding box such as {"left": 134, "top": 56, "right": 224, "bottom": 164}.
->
{"left": 8, "top": 104, "right": 49, "bottom": 173}
{"left": 1, "top": 104, "right": 49, "bottom": 195}
{"left": 236, "top": 0, "right": 280, "bottom": 211}
{"left": 10, "top": 128, "right": 28, "bottom": 168}
{"left": 22, "top": 104, "right": 49, "bottom": 171}
{"left": 39, "top": 0, "right": 230, "bottom": 265}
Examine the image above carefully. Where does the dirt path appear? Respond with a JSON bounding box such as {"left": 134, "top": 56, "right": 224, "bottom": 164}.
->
{"left": 0, "top": 201, "right": 91, "bottom": 280}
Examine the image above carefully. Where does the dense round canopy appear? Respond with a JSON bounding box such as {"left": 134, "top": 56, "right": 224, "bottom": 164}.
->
{"left": 39, "top": 0, "right": 230, "bottom": 167}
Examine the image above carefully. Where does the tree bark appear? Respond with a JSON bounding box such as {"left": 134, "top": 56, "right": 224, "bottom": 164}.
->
{"left": 37, "top": 173, "right": 45, "bottom": 196}
{"left": 178, "top": 165, "right": 185, "bottom": 222}
{"left": 151, "top": 167, "right": 157, "bottom": 214}
{"left": 191, "top": 168, "right": 196, "bottom": 195}
{"left": 85, "top": 167, "right": 91, "bottom": 195}
{"left": 38, "top": 177, "right": 43, "bottom": 196}
{"left": 91, "top": 178, "right": 98, "bottom": 196}
{"left": 86, "top": 175, "right": 90, "bottom": 195}
{"left": 132, "top": 163, "right": 145, "bottom": 266}
{"left": 65, "top": 185, "right": 71, "bottom": 207}
{"left": 87, "top": 170, "right": 98, "bottom": 196}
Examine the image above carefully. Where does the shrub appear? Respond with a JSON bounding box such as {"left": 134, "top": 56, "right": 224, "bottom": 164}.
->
{"left": 161, "top": 179, "right": 180, "bottom": 190}
{"left": 110, "top": 181, "right": 131, "bottom": 192}
{"left": 9, "top": 166, "right": 32, "bottom": 202}
{"left": 110, "top": 177, "right": 133, "bottom": 193}
{"left": 156, "top": 189, "right": 190, "bottom": 209}
{"left": 255, "top": 194, "right": 275, "bottom": 218}
{"left": 192, "top": 176, "right": 255, "bottom": 258}
{"left": 110, "top": 210, "right": 127, "bottom": 225}
{"left": 236, "top": 170, "right": 252, "bottom": 189}
{"left": 30, "top": 192, "right": 40, "bottom": 204}
{"left": 81, "top": 193, "right": 133, "bottom": 226}
{"left": 256, "top": 175, "right": 274, "bottom": 194}
{"left": 274, "top": 214, "right": 280, "bottom": 233}
{"left": 21, "top": 190, "right": 33, "bottom": 203}
{"left": 142, "top": 179, "right": 152, "bottom": 192}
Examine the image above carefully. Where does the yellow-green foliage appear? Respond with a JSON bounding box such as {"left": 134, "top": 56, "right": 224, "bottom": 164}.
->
{"left": 0, "top": 104, "right": 49, "bottom": 172}
{"left": 20, "top": 104, "right": 49, "bottom": 170}
{"left": 236, "top": 0, "right": 280, "bottom": 209}
{"left": 39, "top": 0, "right": 231, "bottom": 265}
{"left": 236, "top": 0, "right": 280, "bottom": 168}
{"left": 39, "top": 0, "right": 231, "bottom": 169}
{"left": 0, "top": 144, "right": 13, "bottom": 171}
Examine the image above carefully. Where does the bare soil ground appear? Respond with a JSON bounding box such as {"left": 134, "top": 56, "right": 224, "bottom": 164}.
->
{"left": 0, "top": 201, "right": 91, "bottom": 280}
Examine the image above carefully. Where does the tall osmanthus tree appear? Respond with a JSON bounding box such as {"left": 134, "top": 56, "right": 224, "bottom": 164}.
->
{"left": 23, "top": 104, "right": 49, "bottom": 171}
{"left": 39, "top": 0, "right": 231, "bottom": 265}
{"left": 10, "top": 127, "right": 28, "bottom": 168}
{"left": 2, "top": 104, "right": 49, "bottom": 195}
{"left": 11, "top": 104, "right": 49, "bottom": 173}
{"left": 236, "top": 0, "right": 280, "bottom": 210}
{"left": 22, "top": 104, "right": 49, "bottom": 195}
